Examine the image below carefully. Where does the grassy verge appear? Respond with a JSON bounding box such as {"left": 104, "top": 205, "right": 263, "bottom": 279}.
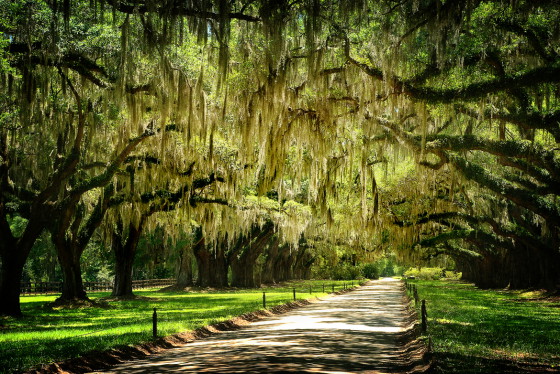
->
{"left": 407, "top": 279, "right": 560, "bottom": 373}
{"left": 0, "top": 279, "right": 360, "bottom": 373}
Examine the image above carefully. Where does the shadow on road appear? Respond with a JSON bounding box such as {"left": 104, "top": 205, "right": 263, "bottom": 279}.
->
{"left": 91, "top": 278, "right": 426, "bottom": 373}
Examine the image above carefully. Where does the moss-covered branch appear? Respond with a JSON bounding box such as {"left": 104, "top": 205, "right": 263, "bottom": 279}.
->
{"left": 456, "top": 105, "right": 560, "bottom": 142}
{"left": 106, "top": 0, "right": 261, "bottom": 22}
{"left": 450, "top": 154, "right": 560, "bottom": 227}
{"left": 423, "top": 134, "right": 560, "bottom": 181}
{"left": 349, "top": 54, "right": 560, "bottom": 103}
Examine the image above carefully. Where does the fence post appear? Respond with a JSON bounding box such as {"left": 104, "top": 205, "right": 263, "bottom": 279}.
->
{"left": 322, "top": 284, "right": 325, "bottom": 293}
{"left": 421, "top": 299, "right": 428, "bottom": 333}
{"left": 309, "top": 286, "right": 312, "bottom": 294}
{"left": 263, "top": 292, "right": 266, "bottom": 309}
{"left": 413, "top": 285, "right": 419, "bottom": 305}
{"left": 293, "top": 287, "right": 296, "bottom": 301}
{"left": 152, "top": 308, "right": 158, "bottom": 338}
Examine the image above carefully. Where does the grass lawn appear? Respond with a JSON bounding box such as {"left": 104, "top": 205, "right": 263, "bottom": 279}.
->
{"left": 407, "top": 279, "right": 560, "bottom": 373}
{"left": 0, "top": 280, "right": 358, "bottom": 374}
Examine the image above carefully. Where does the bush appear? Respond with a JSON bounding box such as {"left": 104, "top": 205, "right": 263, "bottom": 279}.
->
{"left": 361, "top": 263, "right": 380, "bottom": 279}
{"left": 404, "top": 267, "right": 462, "bottom": 280}
{"left": 404, "top": 267, "right": 443, "bottom": 280}
{"left": 333, "top": 264, "right": 364, "bottom": 280}
{"left": 445, "top": 270, "right": 462, "bottom": 280}
{"left": 315, "top": 263, "right": 364, "bottom": 280}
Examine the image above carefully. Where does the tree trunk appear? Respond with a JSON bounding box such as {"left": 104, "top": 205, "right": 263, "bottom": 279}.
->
{"left": 211, "top": 245, "right": 228, "bottom": 288}
{"left": 261, "top": 238, "right": 280, "bottom": 284}
{"left": 0, "top": 250, "right": 26, "bottom": 316}
{"left": 193, "top": 232, "right": 211, "bottom": 287}
{"left": 230, "top": 224, "right": 274, "bottom": 288}
{"left": 175, "top": 245, "right": 193, "bottom": 288}
{"left": 56, "top": 242, "right": 88, "bottom": 301}
{"left": 292, "top": 247, "right": 308, "bottom": 279}
{"left": 111, "top": 219, "right": 145, "bottom": 297}
{"left": 273, "top": 246, "right": 295, "bottom": 282}
{"left": 195, "top": 244, "right": 228, "bottom": 288}
{"left": 111, "top": 245, "right": 134, "bottom": 297}
{"left": 0, "top": 209, "right": 48, "bottom": 316}
{"left": 230, "top": 255, "right": 252, "bottom": 287}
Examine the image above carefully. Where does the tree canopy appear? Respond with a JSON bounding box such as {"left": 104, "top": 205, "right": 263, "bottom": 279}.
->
{"left": 1, "top": 0, "right": 559, "bottom": 316}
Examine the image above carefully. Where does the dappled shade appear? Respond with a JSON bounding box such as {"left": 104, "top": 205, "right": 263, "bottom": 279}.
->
{"left": 89, "top": 279, "right": 424, "bottom": 373}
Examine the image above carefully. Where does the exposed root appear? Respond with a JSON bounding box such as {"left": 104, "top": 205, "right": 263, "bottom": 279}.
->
{"left": 47, "top": 298, "right": 112, "bottom": 310}
{"left": 100, "top": 294, "right": 158, "bottom": 302}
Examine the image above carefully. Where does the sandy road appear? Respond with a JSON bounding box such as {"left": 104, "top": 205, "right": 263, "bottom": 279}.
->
{"left": 90, "top": 278, "right": 419, "bottom": 373}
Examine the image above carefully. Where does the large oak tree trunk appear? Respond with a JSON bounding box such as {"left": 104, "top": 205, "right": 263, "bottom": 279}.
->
{"left": 212, "top": 245, "right": 228, "bottom": 288}
{"left": 111, "top": 219, "right": 145, "bottom": 297}
{"left": 175, "top": 246, "right": 193, "bottom": 288}
{"left": 193, "top": 230, "right": 213, "bottom": 287}
{"left": 58, "top": 248, "right": 88, "bottom": 301}
{"left": 230, "top": 223, "right": 274, "bottom": 288}
{"left": 230, "top": 256, "right": 253, "bottom": 287}
{"left": 195, "top": 250, "right": 211, "bottom": 287}
{"left": 194, "top": 241, "right": 228, "bottom": 287}
{"left": 0, "top": 250, "right": 27, "bottom": 316}
{"left": 113, "top": 252, "right": 134, "bottom": 297}
{"left": 292, "top": 247, "right": 308, "bottom": 279}
{"left": 0, "top": 204, "right": 49, "bottom": 316}
{"left": 261, "top": 238, "right": 280, "bottom": 284}
{"left": 273, "top": 246, "right": 295, "bottom": 282}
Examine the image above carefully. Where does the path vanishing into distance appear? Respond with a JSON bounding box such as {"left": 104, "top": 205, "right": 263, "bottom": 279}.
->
{"left": 90, "top": 278, "right": 426, "bottom": 374}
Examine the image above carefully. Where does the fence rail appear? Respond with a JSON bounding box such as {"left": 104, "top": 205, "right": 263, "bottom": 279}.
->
{"left": 20, "top": 278, "right": 176, "bottom": 295}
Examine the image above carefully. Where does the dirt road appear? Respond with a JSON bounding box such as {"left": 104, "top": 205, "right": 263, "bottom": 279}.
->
{"left": 90, "top": 278, "right": 423, "bottom": 373}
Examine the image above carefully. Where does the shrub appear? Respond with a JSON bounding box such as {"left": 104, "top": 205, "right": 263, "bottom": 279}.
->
{"left": 361, "top": 263, "right": 380, "bottom": 279}
{"left": 318, "top": 263, "right": 364, "bottom": 280}
{"left": 404, "top": 267, "right": 445, "bottom": 280}
{"left": 445, "top": 270, "right": 462, "bottom": 280}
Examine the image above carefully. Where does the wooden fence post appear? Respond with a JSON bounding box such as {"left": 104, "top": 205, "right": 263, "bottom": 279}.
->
{"left": 421, "top": 300, "right": 427, "bottom": 333}
{"left": 152, "top": 308, "right": 158, "bottom": 338}
{"left": 293, "top": 287, "right": 296, "bottom": 301}
{"left": 263, "top": 292, "right": 266, "bottom": 309}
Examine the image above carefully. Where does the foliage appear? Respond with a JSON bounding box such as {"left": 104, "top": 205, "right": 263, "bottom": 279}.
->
{"left": 408, "top": 279, "right": 560, "bottom": 373}
{"left": 404, "top": 267, "right": 461, "bottom": 280}
{"left": 361, "top": 263, "right": 380, "bottom": 279}
{"left": 329, "top": 263, "right": 364, "bottom": 280}
{"left": 1, "top": 0, "right": 559, "bottom": 319}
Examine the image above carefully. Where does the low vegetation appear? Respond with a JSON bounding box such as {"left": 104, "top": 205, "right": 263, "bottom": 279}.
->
{"left": 404, "top": 267, "right": 462, "bottom": 281}
{"left": 407, "top": 279, "right": 560, "bottom": 373}
{"left": 0, "top": 280, "right": 356, "bottom": 374}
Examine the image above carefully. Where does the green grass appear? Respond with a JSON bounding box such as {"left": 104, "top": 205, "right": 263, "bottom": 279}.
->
{"left": 407, "top": 279, "right": 560, "bottom": 373}
{"left": 0, "top": 280, "right": 358, "bottom": 373}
